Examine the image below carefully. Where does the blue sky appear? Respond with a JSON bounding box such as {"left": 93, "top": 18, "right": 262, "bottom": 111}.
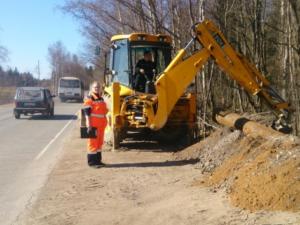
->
{"left": 0, "top": 0, "right": 83, "bottom": 79}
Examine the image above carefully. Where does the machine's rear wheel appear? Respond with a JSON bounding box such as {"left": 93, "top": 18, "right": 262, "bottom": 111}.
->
{"left": 156, "top": 124, "right": 191, "bottom": 145}
{"left": 14, "top": 112, "right": 20, "bottom": 119}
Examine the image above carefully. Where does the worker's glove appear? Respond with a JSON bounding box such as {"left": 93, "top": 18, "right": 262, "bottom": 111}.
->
{"left": 139, "top": 69, "right": 145, "bottom": 74}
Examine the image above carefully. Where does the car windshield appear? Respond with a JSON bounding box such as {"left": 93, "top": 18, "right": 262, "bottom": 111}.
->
{"left": 60, "top": 80, "right": 80, "bottom": 88}
{"left": 17, "top": 89, "right": 43, "bottom": 100}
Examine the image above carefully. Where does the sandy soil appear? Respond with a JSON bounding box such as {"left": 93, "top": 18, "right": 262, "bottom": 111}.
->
{"left": 176, "top": 127, "right": 300, "bottom": 213}
{"left": 18, "top": 124, "right": 300, "bottom": 225}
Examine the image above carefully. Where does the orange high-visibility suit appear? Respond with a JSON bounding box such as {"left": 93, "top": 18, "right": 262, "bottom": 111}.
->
{"left": 83, "top": 92, "right": 108, "bottom": 166}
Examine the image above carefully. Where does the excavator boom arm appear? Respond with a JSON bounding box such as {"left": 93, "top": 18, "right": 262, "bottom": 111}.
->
{"left": 193, "top": 20, "right": 291, "bottom": 116}
{"left": 150, "top": 19, "right": 291, "bottom": 131}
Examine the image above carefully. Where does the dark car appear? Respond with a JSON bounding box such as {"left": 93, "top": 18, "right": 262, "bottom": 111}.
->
{"left": 13, "top": 87, "right": 55, "bottom": 119}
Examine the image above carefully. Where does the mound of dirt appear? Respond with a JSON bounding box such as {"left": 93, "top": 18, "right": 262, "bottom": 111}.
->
{"left": 175, "top": 128, "right": 300, "bottom": 212}
{"left": 175, "top": 128, "right": 242, "bottom": 173}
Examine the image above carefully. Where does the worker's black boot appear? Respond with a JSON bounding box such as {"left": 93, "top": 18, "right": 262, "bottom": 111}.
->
{"left": 87, "top": 153, "right": 101, "bottom": 168}
{"left": 97, "top": 152, "right": 106, "bottom": 167}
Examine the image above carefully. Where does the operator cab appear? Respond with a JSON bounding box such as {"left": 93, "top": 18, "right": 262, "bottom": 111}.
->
{"left": 107, "top": 33, "right": 172, "bottom": 93}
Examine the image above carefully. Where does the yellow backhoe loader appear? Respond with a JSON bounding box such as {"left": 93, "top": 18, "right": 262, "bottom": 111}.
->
{"left": 104, "top": 19, "right": 292, "bottom": 150}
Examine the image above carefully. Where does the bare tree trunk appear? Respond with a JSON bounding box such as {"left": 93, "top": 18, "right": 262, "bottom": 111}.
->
{"left": 116, "top": 2, "right": 124, "bottom": 33}
{"left": 281, "top": 0, "right": 288, "bottom": 99}
{"left": 195, "top": 0, "right": 208, "bottom": 137}
{"left": 147, "top": 0, "right": 160, "bottom": 33}
{"left": 136, "top": 0, "right": 148, "bottom": 32}
{"left": 288, "top": 0, "right": 300, "bottom": 135}
{"left": 198, "top": 0, "right": 205, "bottom": 22}
{"left": 169, "top": 0, "right": 179, "bottom": 50}
{"left": 188, "top": 0, "right": 195, "bottom": 25}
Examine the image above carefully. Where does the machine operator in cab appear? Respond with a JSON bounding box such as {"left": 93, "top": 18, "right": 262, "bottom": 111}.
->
{"left": 134, "top": 50, "right": 156, "bottom": 92}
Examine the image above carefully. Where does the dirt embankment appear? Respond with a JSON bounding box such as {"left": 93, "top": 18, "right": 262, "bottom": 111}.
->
{"left": 175, "top": 128, "right": 300, "bottom": 212}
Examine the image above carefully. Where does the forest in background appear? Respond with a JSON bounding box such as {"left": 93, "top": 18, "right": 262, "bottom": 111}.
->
{"left": 0, "top": 67, "right": 40, "bottom": 87}
{"left": 0, "top": 41, "right": 96, "bottom": 94}
{"left": 62, "top": 0, "right": 300, "bottom": 134}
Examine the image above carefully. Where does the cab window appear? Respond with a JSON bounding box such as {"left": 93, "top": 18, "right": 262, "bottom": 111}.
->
{"left": 156, "top": 48, "right": 171, "bottom": 74}
{"left": 131, "top": 46, "right": 171, "bottom": 76}
{"left": 111, "top": 39, "right": 129, "bottom": 85}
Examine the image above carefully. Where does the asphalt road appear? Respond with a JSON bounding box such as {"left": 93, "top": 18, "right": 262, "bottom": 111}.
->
{"left": 0, "top": 99, "right": 82, "bottom": 225}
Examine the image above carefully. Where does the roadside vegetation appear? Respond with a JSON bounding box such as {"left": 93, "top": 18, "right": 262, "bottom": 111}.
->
{"left": 0, "top": 86, "right": 15, "bottom": 105}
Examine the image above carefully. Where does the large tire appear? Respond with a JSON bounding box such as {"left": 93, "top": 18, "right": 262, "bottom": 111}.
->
{"left": 50, "top": 107, "right": 54, "bottom": 116}
{"left": 156, "top": 125, "right": 184, "bottom": 143}
{"left": 182, "top": 127, "right": 196, "bottom": 146}
{"left": 156, "top": 124, "right": 192, "bottom": 146}
{"left": 14, "top": 112, "right": 20, "bottom": 119}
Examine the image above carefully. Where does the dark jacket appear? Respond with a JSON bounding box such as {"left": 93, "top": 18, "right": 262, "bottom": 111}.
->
{"left": 134, "top": 59, "right": 156, "bottom": 92}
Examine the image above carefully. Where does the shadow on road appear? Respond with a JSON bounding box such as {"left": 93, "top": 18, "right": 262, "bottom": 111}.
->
{"left": 28, "top": 114, "right": 77, "bottom": 120}
{"left": 119, "top": 141, "right": 187, "bottom": 152}
{"left": 118, "top": 130, "right": 191, "bottom": 152}
{"left": 104, "top": 158, "right": 199, "bottom": 168}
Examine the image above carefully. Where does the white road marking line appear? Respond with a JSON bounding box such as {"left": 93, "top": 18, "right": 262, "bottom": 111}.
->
{"left": 34, "top": 113, "right": 79, "bottom": 160}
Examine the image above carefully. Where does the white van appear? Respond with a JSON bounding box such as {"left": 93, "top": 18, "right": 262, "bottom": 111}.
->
{"left": 58, "top": 77, "right": 84, "bottom": 102}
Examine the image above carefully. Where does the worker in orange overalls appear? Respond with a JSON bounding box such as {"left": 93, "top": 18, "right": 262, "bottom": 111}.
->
{"left": 82, "top": 81, "right": 108, "bottom": 168}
